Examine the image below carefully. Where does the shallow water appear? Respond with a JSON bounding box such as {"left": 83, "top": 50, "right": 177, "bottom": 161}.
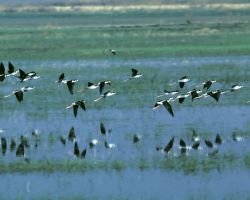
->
{"left": 0, "top": 55, "right": 249, "bottom": 199}
{"left": 1, "top": 169, "right": 250, "bottom": 200}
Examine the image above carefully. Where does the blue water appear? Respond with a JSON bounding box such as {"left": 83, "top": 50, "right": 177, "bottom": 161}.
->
{"left": 0, "top": 55, "right": 250, "bottom": 199}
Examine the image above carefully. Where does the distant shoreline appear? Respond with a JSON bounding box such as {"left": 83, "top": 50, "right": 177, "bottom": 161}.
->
{"left": 1, "top": 3, "right": 250, "bottom": 13}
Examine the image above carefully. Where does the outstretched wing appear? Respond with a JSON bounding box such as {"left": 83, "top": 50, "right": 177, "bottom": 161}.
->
{"left": 207, "top": 90, "right": 221, "bottom": 102}
{"left": 67, "top": 81, "right": 74, "bottom": 95}
{"left": 162, "top": 101, "right": 174, "bottom": 117}
{"left": 99, "top": 81, "right": 105, "bottom": 94}
{"left": 8, "top": 62, "right": 14, "bottom": 74}
{"left": 58, "top": 73, "right": 65, "bottom": 82}
{"left": 14, "top": 91, "right": 23, "bottom": 102}
{"left": 131, "top": 68, "right": 138, "bottom": 77}
{"left": 68, "top": 126, "right": 76, "bottom": 141}
{"left": 79, "top": 101, "right": 86, "bottom": 111}
{"left": 0, "top": 62, "right": 5, "bottom": 75}
{"left": 100, "top": 121, "right": 106, "bottom": 135}
{"left": 72, "top": 105, "right": 78, "bottom": 117}
{"left": 164, "top": 137, "right": 174, "bottom": 153}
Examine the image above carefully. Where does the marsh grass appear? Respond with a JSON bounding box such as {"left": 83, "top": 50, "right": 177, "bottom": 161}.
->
{"left": 0, "top": 152, "right": 248, "bottom": 173}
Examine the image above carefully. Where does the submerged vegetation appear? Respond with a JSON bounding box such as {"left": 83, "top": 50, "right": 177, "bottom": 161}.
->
{"left": 0, "top": 152, "right": 249, "bottom": 174}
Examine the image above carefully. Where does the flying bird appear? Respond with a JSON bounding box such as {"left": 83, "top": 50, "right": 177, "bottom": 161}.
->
{"left": 4, "top": 86, "right": 34, "bottom": 102}
{"left": 124, "top": 68, "right": 143, "bottom": 82}
{"left": 230, "top": 84, "right": 243, "bottom": 92}
{"left": 178, "top": 76, "right": 190, "bottom": 88}
{"left": 94, "top": 91, "right": 116, "bottom": 102}
{"left": 203, "top": 80, "right": 216, "bottom": 90}
{"left": 56, "top": 73, "right": 78, "bottom": 95}
{"left": 17, "top": 69, "right": 40, "bottom": 82}
{"left": 66, "top": 100, "right": 86, "bottom": 117}
{"left": 109, "top": 49, "right": 116, "bottom": 55}
{"left": 207, "top": 90, "right": 221, "bottom": 102}
{"left": 163, "top": 100, "right": 175, "bottom": 117}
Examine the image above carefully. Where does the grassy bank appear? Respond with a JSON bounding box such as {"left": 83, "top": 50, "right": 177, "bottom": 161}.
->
{"left": 0, "top": 7, "right": 250, "bottom": 60}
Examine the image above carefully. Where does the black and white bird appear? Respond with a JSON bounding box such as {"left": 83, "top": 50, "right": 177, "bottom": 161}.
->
{"left": 89, "top": 139, "right": 99, "bottom": 148}
{"left": 174, "top": 93, "right": 190, "bottom": 104}
{"left": 124, "top": 68, "right": 143, "bottom": 81}
{"left": 207, "top": 90, "right": 221, "bottom": 102}
{"left": 189, "top": 89, "right": 202, "bottom": 101}
{"left": 230, "top": 84, "right": 243, "bottom": 92}
{"left": 66, "top": 100, "right": 86, "bottom": 117}
{"left": 192, "top": 142, "right": 200, "bottom": 150}
{"left": 56, "top": 73, "right": 78, "bottom": 95}
{"left": 202, "top": 80, "right": 216, "bottom": 90}
{"left": 4, "top": 86, "right": 34, "bottom": 102}
{"left": 0, "top": 62, "right": 19, "bottom": 81}
{"left": 94, "top": 91, "right": 116, "bottom": 102}
{"left": 133, "top": 134, "right": 141, "bottom": 143}
{"left": 109, "top": 49, "right": 116, "bottom": 55}
{"left": 17, "top": 69, "right": 40, "bottom": 82}
{"left": 99, "top": 80, "right": 111, "bottom": 94}
{"left": 153, "top": 98, "right": 175, "bottom": 117}
{"left": 104, "top": 140, "right": 116, "bottom": 149}
{"left": 178, "top": 76, "right": 190, "bottom": 88}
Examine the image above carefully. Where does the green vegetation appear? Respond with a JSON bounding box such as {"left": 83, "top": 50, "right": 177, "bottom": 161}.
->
{"left": 0, "top": 153, "right": 248, "bottom": 173}
{"left": 0, "top": 7, "right": 250, "bottom": 60}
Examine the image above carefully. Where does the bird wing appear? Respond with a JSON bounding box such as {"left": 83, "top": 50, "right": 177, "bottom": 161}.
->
{"left": 79, "top": 101, "right": 86, "bottom": 111}
{"left": 67, "top": 81, "right": 74, "bottom": 95}
{"left": 191, "top": 90, "right": 199, "bottom": 101}
{"left": 73, "top": 105, "right": 78, "bottom": 117}
{"left": 14, "top": 90, "right": 23, "bottom": 102}
{"left": 131, "top": 68, "right": 138, "bottom": 77}
{"left": 81, "top": 149, "right": 87, "bottom": 158}
{"left": 8, "top": 62, "right": 14, "bottom": 74}
{"left": 16, "top": 143, "right": 24, "bottom": 157}
{"left": 162, "top": 101, "right": 174, "bottom": 117}
{"left": 0, "top": 62, "right": 5, "bottom": 75}
{"left": 58, "top": 73, "right": 65, "bottom": 82}
{"left": 180, "top": 139, "right": 186, "bottom": 148}
{"left": 207, "top": 91, "right": 221, "bottom": 102}
{"left": 100, "top": 122, "right": 106, "bottom": 135}
{"left": 68, "top": 127, "right": 76, "bottom": 141}
{"left": 19, "top": 69, "right": 27, "bottom": 79}
{"left": 74, "top": 142, "right": 80, "bottom": 157}
{"left": 179, "top": 82, "right": 185, "bottom": 89}
{"left": 99, "top": 81, "right": 105, "bottom": 94}
{"left": 164, "top": 137, "right": 174, "bottom": 153}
